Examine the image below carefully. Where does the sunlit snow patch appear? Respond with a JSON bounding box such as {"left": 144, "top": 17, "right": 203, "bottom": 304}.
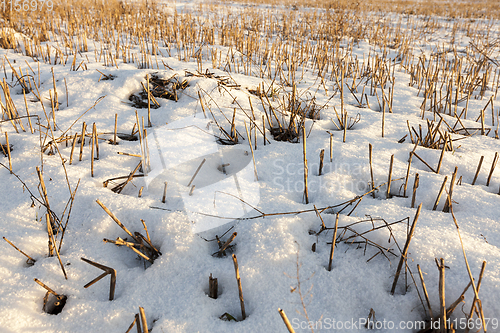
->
{"left": 144, "top": 113, "right": 260, "bottom": 233}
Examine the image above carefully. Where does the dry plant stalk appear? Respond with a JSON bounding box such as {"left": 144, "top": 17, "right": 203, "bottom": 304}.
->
{"left": 97, "top": 200, "right": 160, "bottom": 264}
{"left": 365, "top": 308, "right": 376, "bottom": 329}
{"left": 403, "top": 152, "right": 413, "bottom": 198}
{"left": 46, "top": 212, "right": 67, "bottom": 280}
{"left": 69, "top": 133, "right": 77, "bottom": 165}
{"left": 443, "top": 167, "right": 458, "bottom": 213}
{"left": 5, "top": 132, "right": 12, "bottom": 173}
{"left": 215, "top": 232, "right": 237, "bottom": 257}
{"left": 209, "top": 274, "right": 218, "bottom": 299}
{"left": 369, "top": 144, "right": 375, "bottom": 198}
{"left": 302, "top": 125, "right": 309, "bottom": 204}
{"left": 433, "top": 176, "right": 448, "bottom": 211}
{"left": 34, "top": 278, "right": 67, "bottom": 315}
{"left": 486, "top": 152, "right": 498, "bottom": 187}
{"left": 114, "top": 162, "right": 142, "bottom": 194}
{"left": 465, "top": 261, "right": 487, "bottom": 333}
{"left": 417, "top": 264, "right": 434, "bottom": 321}
{"left": 113, "top": 114, "right": 118, "bottom": 145}
{"left": 187, "top": 158, "right": 206, "bottom": 187}
{"left": 472, "top": 156, "right": 484, "bottom": 185}
{"left": 91, "top": 123, "right": 95, "bottom": 177}
{"left": 329, "top": 132, "right": 333, "bottom": 162}
{"left": 449, "top": 206, "right": 487, "bottom": 331}
{"left": 436, "top": 258, "right": 447, "bottom": 332}
{"left": 318, "top": 149, "right": 325, "bottom": 176}
{"left": 232, "top": 254, "right": 246, "bottom": 320}
{"left": 411, "top": 173, "right": 419, "bottom": 209}
{"left": 124, "top": 314, "right": 141, "bottom": 333}
{"left": 436, "top": 133, "right": 448, "bottom": 174}
{"left": 79, "top": 122, "right": 86, "bottom": 162}
{"left": 387, "top": 154, "right": 394, "bottom": 199}
{"left": 244, "top": 121, "right": 259, "bottom": 181}
{"left": 139, "top": 307, "right": 148, "bottom": 333}
{"left": 46, "top": 213, "right": 54, "bottom": 257}
{"left": 161, "top": 182, "right": 168, "bottom": 203}
{"left": 3, "top": 236, "right": 36, "bottom": 265}
{"left": 96, "top": 200, "right": 137, "bottom": 239}
{"left": 146, "top": 74, "right": 151, "bottom": 127}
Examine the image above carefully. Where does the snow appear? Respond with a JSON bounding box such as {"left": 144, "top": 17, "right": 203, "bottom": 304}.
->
{"left": 0, "top": 1, "right": 500, "bottom": 332}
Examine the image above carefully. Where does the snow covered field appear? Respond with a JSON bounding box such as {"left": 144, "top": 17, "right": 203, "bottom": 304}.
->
{"left": 0, "top": 0, "right": 499, "bottom": 332}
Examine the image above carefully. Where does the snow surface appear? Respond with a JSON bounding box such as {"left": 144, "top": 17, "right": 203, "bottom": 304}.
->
{"left": 0, "top": 1, "right": 500, "bottom": 333}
